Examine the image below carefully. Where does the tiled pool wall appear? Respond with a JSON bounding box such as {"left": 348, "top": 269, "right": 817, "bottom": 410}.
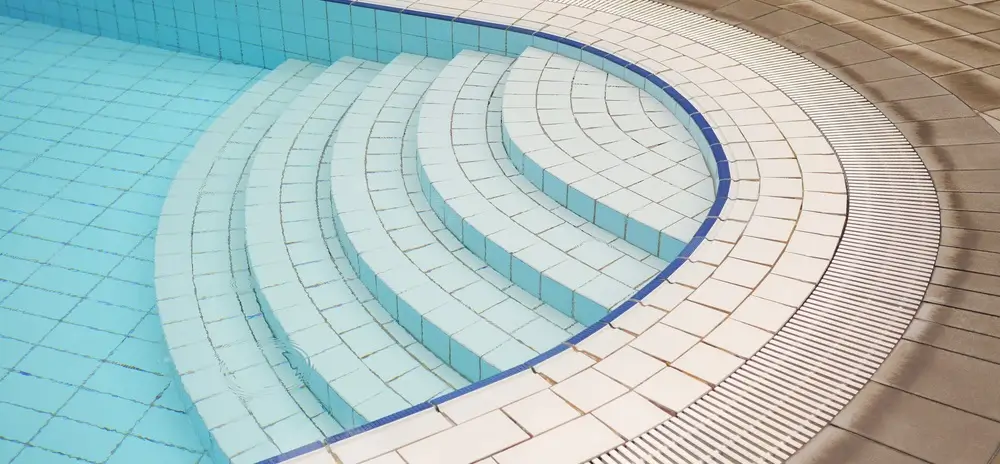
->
{"left": 0, "top": 0, "right": 722, "bottom": 185}
{"left": 2, "top": 0, "right": 731, "bottom": 462}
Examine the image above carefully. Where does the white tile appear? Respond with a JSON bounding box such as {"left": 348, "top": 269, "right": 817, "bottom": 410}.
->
{"left": 438, "top": 371, "right": 551, "bottom": 424}
{"left": 743, "top": 215, "right": 795, "bottom": 242}
{"left": 494, "top": 415, "right": 624, "bottom": 464}
{"left": 502, "top": 390, "right": 580, "bottom": 436}
{"left": 592, "top": 391, "right": 671, "bottom": 440}
{"left": 786, "top": 231, "right": 838, "bottom": 260}
{"left": 533, "top": 349, "right": 595, "bottom": 383}
{"left": 666, "top": 260, "right": 716, "bottom": 288}
{"left": 796, "top": 211, "right": 845, "bottom": 237}
{"left": 711, "top": 257, "right": 769, "bottom": 288}
{"left": 687, "top": 278, "right": 751, "bottom": 312}
{"left": 398, "top": 410, "right": 529, "bottom": 464}
{"left": 672, "top": 342, "right": 744, "bottom": 385}
{"left": 360, "top": 453, "right": 406, "bottom": 464}
{"left": 289, "top": 449, "right": 338, "bottom": 464}
{"left": 551, "top": 368, "right": 628, "bottom": 412}
{"left": 629, "top": 323, "right": 699, "bottom": 362}
{"left": 728, "top": 236, "right": 785, "bottom": 266}
{"left": 635, "top": 367, "right": 711, "bottom": 413}
{"left": 772, "top": 252, "right": 829, "bottom": 283}
{"left": 610, "top": 304, "right": 666, "bottom": 335}
{"left": 753, "top": 273, "right": 814, "bottom": 307}
{"left": 690, "top": 239, "right": 734, "bottom": 266}
{"left": 575, "top": 326, "right": 634, "bottom": 359}
{"left": 640, "top": 281, "right": 693, "bottom": 312}
{"left": 659, "top": 300, "right": 727, "bottom": 336}
{"left": 329, "top": 410, "right": 453, "bottom": 464}
{"left": 703, "top": 319, "right": 772, "bottom": 358}
{"left": 593, "top": 345, "right": 666, "bottom": 388}
{"left": 730, "top": 295, "right": 796, "bottom": 332}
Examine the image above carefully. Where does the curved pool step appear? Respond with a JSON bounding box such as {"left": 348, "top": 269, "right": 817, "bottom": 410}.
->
{"left": 330, "top": 53, "right": 577, "bottom": 382}
{"left": 502, "top": 47, "right": 716, "bottom": 260}
{"left": 418, "top": 50, "right": 664, "bottom": 326}
{"left": 154, "top": 60, "right": 342, "bottom": 464}
{"left": 244, "top": 57, "right": 467, "bottom": 429}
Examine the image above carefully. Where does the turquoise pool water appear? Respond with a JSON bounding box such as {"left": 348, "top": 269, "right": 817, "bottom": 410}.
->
{"left": 0, "top": 17, "right": 265, "bottom": 463}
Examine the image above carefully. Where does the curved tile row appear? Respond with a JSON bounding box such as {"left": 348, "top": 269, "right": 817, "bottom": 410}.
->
{"left": 243, "top": 57, "right": 469, "bottom": 430}
{"left": 154, "top": 60, "right": 341, "bottom": 463}
{"left": 502, "top": 47, "right": 713, "bottom": 260}
{"left": 417, "top": 49, "right": 665, "bottom": 326}
{"left": 261, "top": 0, "right": 864, "bottom": 463}
{"left": 328, "top": 54, "right": 576, "bottom": 383}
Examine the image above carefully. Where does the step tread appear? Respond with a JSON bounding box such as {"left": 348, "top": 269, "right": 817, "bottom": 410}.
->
{"left": 331, "top": 54, "right": 581, "bottom": 383}
{"left": 419, "top": 50, "right": 668, "bottom": 325}
{"left": 154, "top": 60, "right": 339, "bottom": 463}
{"left": 244, "top": 57, "right": 467, "bottom": 428}
{"left": 502, "top": 47, "right": 716, "bottom": 259}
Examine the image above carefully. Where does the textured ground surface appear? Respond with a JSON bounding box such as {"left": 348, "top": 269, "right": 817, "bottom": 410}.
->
{"left": 652, "top": 0, "right": 1000, "bottom": 462}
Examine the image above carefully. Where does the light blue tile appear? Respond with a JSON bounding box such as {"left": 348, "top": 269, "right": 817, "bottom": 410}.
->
{"left": 0, "top": 372, "right": 76, "bottom": 413}
{"left": 12, "top": 447, "right": 89, "bottom": 464}
{"left": 132, "top": 407, "right": 203, "bottom": 450}
{"left": 105, "top": 436, "right": 202, "bottom": 464}
{"left": 0, "top": 402, "right": 49, "bottom": 442}
{"left": 17, "top": 346, "right": 100, "bottom": 385}
{"left": 33, "top": 417, "right": 125, "bottom": 462}
{"left": 60, "top": 389, "right": 148, "bottom": 433}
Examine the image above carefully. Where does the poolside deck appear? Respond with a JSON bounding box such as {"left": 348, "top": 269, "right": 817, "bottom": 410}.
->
{"left": 657, "top": 0, "right": 1000, "bottom": 462}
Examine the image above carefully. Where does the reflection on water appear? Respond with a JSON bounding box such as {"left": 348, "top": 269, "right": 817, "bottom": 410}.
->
{"left": 216, "top": 319, "right": 314, "bottom": 403}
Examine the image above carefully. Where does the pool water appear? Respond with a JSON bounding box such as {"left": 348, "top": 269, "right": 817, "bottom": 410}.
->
{"left": 0, "top": 16, "right": 265, "bottom": 464}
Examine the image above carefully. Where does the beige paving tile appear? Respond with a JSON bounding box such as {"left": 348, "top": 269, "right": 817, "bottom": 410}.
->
{"left": 534, "top": 349, "right": 595, "bottom": 383}
{"left": 398, "top": 411, "right": 529, "bottom": 464}
{"left": 502, "top": 390, "right": 580, "bottom": 436}
{"left": 593, "top": 345, "right": 666, "bottom": 387}
{"left": 703, "top": 318, "right": 772, "bottom": 357}
{"left": 672, "top": 342, "right": 745, "bottom": 385}
{"left": 730, "top": 295, "right": 797, "bottom": 332}
{"left": 630, "top": 322, "right": 701, "bottom": 362}
{"left": 592, "top": 392, "right": 671, "bottom": 440}
{"left": 660, "top": 300, "right": 728, "bottom": 337}
{"left": 688, "top": 277, "right": 753, "bottom": 311}
{"left": 493, "top": 415, "right": 624, "bottom": 464}
{"left": 575, "top": 327, "right": 634, "bottom": 359}
{"left": 551, "top": 368, "right": 628, "bottom": 412}
{"left": 635, "top": 366, "right": 713, "bottom": 413}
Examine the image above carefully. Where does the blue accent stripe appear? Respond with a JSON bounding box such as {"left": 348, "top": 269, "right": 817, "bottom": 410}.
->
{"left": 261, "top": 1, "right": 733, "bottom": 462}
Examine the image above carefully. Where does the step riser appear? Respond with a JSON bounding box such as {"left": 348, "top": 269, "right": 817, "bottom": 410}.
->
{"left": 501, "top": 48, "right": 720, "bottom": 263}
{"left": 500, "top": 125, "right": 689, "bottom": 261}
{"left": 329, "top": 55, "right": 556, "bottom": 383}
{"left": 155, "top": 60, "right": 338, "bottom": 464}
{"left": 416, "top": 51, "right": 658, "bottom": 326}
{"left": 247, "top": 59, "right": 375, "bottom": 430}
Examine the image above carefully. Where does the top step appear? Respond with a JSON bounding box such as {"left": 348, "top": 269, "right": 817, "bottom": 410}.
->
{"left": 417, "top": 50, "right": 667, "bottom": 325}
{"left": 329, "top": 54, "right": 578, "bottom": 382}
{"left": 502, "top": 47, "right": 716, "bottom": 260}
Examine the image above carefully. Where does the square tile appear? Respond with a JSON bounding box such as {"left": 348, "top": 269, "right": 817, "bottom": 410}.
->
{"left": 660, "top": 301, "right": 728, "bottom": 337}
{"left": 502, "top": 390, "right": 580, "bottom": 436}
{"left": 703, "top": 319, "right": 772, "bottom": 358}
{"left": 398, "top": 410, "right": 528, "bottom": 464}
{"left": 551, "top": 368, "right": 628, "bottom": 412}
{"left": 636, "top": 367, "right": 712, "bottom": 413}
{"left": 593, "top": 345, "right": 666, "bottom": 388}
{"left": 672, "top": 342, "right": 744, "bottom": 385}
{"left": 593, "top": 391, "right": 670, "bottom": 440}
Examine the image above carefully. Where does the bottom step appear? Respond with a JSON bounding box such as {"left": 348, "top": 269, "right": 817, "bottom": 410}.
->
{"left": 155, "top": 60, "right": 345, "bottom": 463}
{"left": 245, "top": 56, "right": 470, "bottom": 430}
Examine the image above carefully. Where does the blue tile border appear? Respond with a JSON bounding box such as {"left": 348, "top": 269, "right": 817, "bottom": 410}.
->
{"left": 257, "top": 1, "right": 731, "bottom": 463}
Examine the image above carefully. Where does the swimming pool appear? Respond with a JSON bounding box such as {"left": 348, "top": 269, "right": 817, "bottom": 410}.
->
{"left": 0, "top": 1, "right": 729, "bottom": 463}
